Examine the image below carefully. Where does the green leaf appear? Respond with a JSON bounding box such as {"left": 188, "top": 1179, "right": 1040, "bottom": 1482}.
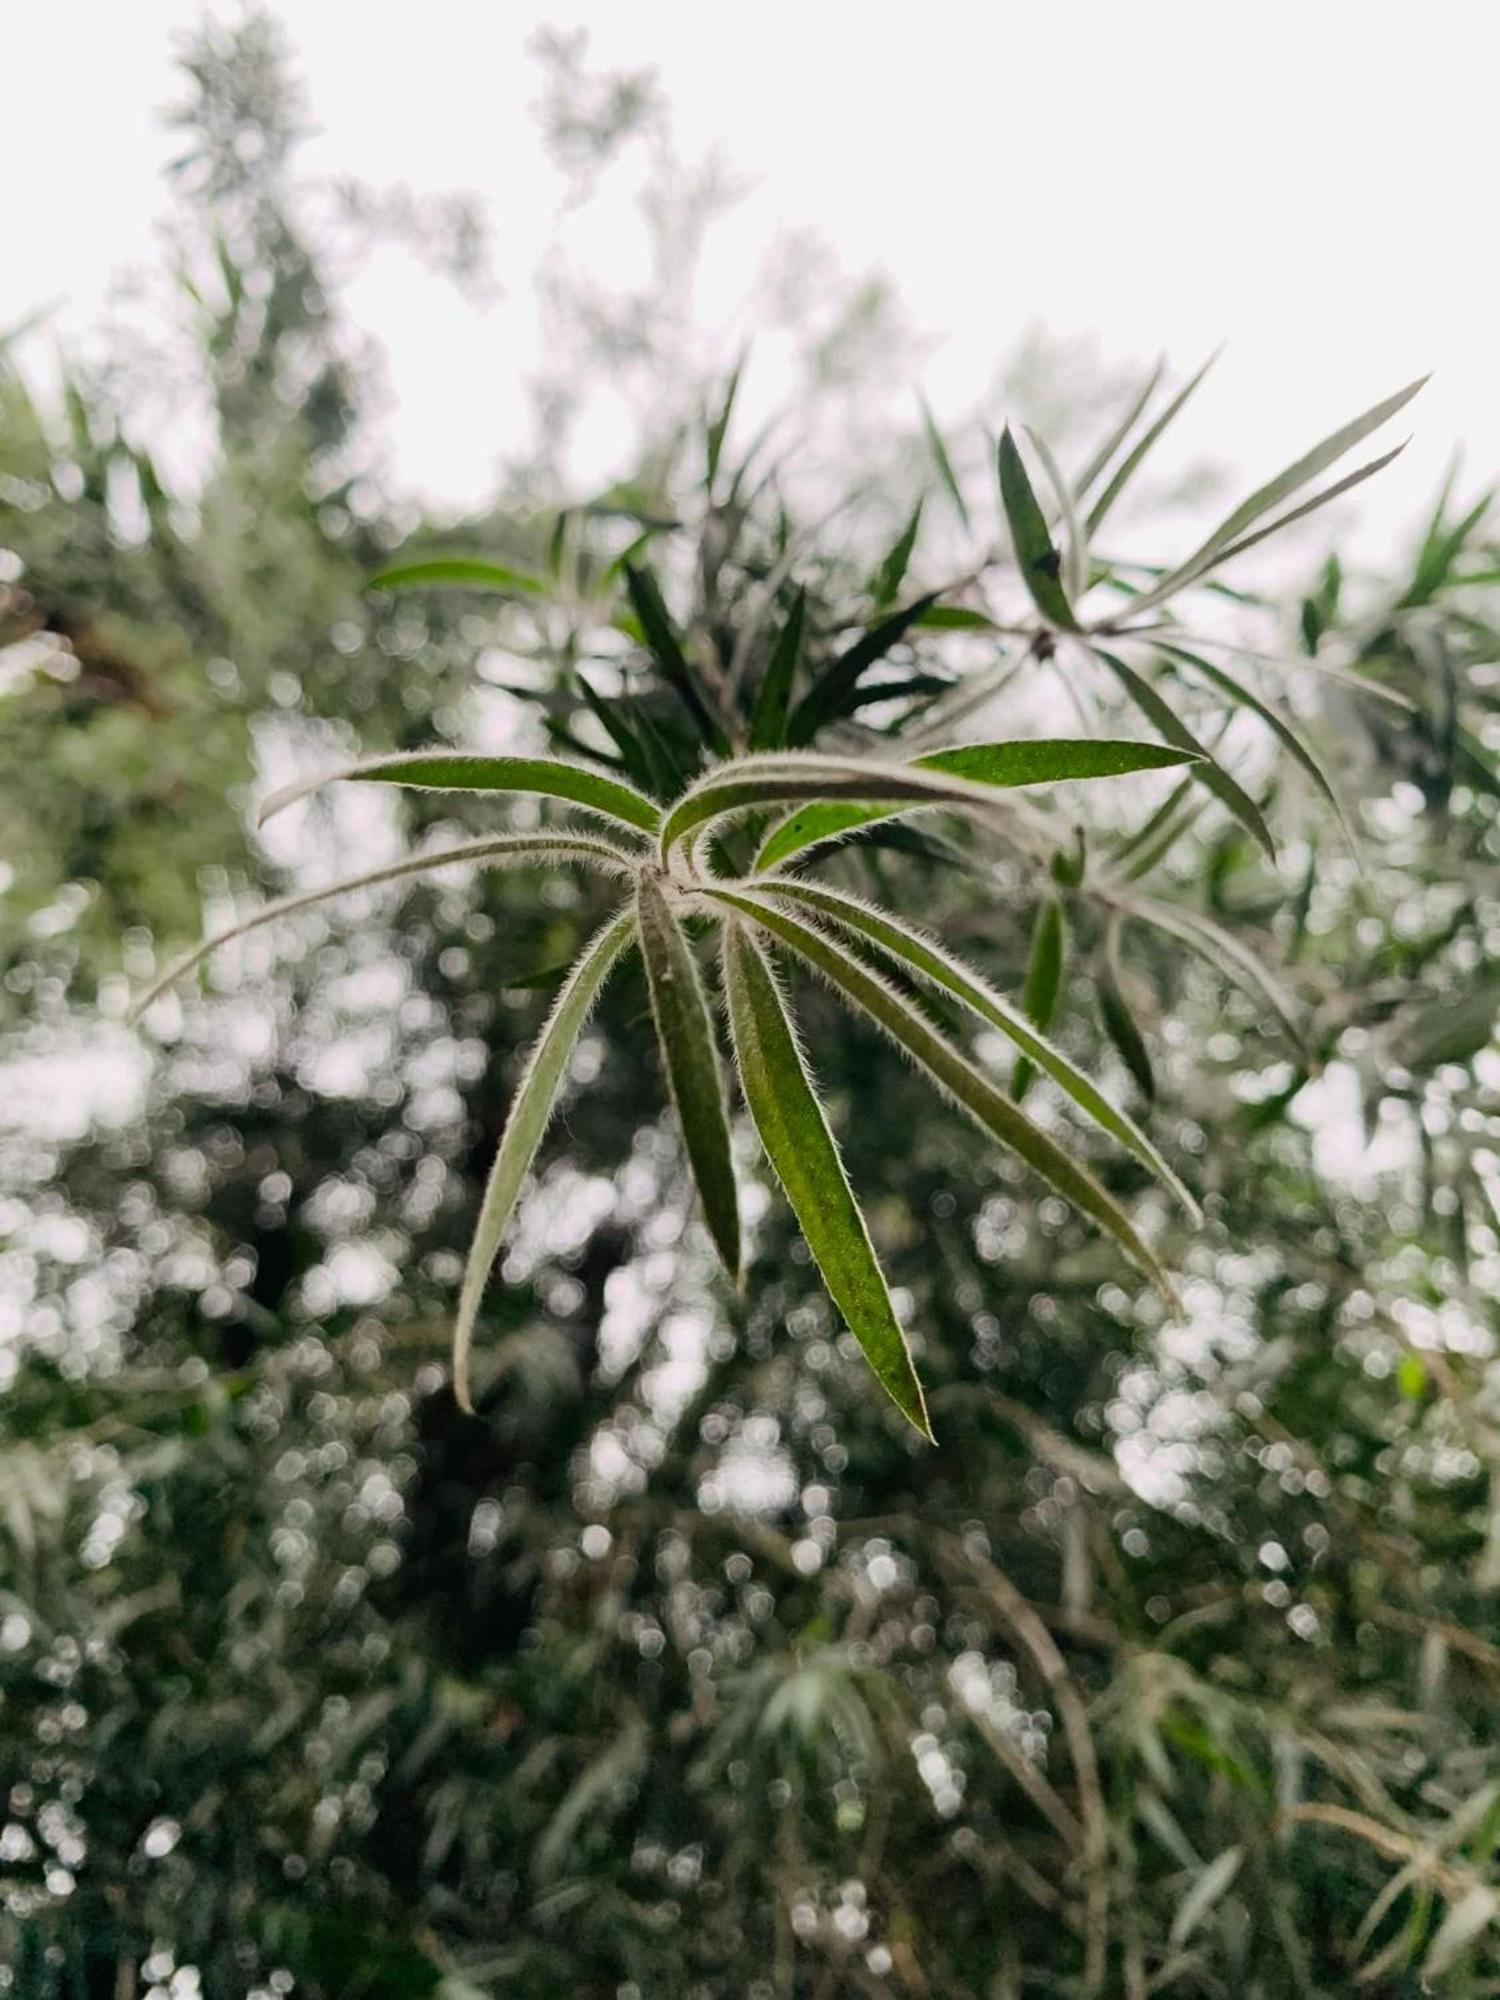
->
{"left": 1129, "top": 378, "right": 1426, "bottom": 611}
{"left": 722, "top": 922, "right": 930, "bottom": 1437}
{"left": 1098, "top": 917, "right": 1155, "bottom": 1101}
{"left": 911, "top": 604, "right": 1000, "bottom": 632}
{"left": 637, "top": 874, "right": 741, "bottom": 1283}
{"left": 453, "top": 910, "right": 635, "bottom": 1410}
{"left": 367, "top": 556, "right": 546, "bottom": 595}
{"left": 1086, "top": 646, "right": 1275, "bottom": 861}
{"left": 257, "top": 752, "right": 662, "bottom": 836}
{"left": 710, "top": 889, "right": 1179, "bottom": 1301}
{"left": 748, "top": 586, "right": 807, "bottom": 751}
{"left": 1013, "top": 899, "right": 1066, "bottom": 1101}
{"left": 1156, "top": 641, "right": 1357, "bottom": 851}
{"left": 787, "top": 592, "right": 940, "bottom": 744}
{"left": 1023, "top": 425, "right": 1086, "bottom": 606}
{"left": 705, "top": 348, "right": 747, "bottom": 490}
{"left": 1073, "top": 356, "right": 1165, "bottom": 502}
{"left": 997, "top": 428, "right": 1079, "bottom": 630}
{"left": 873, "top": 500, "right": 924, "bottom": 606}
{"left": 920, "top": 395, "right": 971, "bottom": 531}
{"left": 1085, "top": 349, "right": 1219, "bottom": 536}
{"left": 742, "top": 877, "right": 1195, "bottom": 1215}
{"left": 623, "top": 562, "right": 729, "bottom": 754}
{"left": 130, "top": 832, "right": 637, "bottom": 1023}
{"left": 753, "top": 738, "right": 1196, "bottom": 872}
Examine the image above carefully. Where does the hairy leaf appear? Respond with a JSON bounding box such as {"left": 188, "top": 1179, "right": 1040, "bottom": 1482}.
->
{"left": 453, "top": 910, "right": 635, "bottom": 1410}
{"left": 637, "top": 873, "right": 741, "bottom": 1283}
{"left": 710, "top": 889, "right": 1178, "bottom": 1300}
{"left": 722, "top": 922, "right": 929, "bottom": 1437}
{"left": 257, "top": 752, "right": 661, "bottom": 836}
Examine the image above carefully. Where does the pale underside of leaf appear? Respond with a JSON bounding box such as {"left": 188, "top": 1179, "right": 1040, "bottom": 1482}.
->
{"left": 730, "top": 877, "right": 1198, "bottom": 1218}
{"left": 708, "top": 888, "right": 1178, "bottom": 1304}
{"left": 130, "top": 833, "right": 637, "bottom": 1022}
{"left": 257, "top": 751, "right": 662, "bottom": 836}
{"left": 453, "top": 909, "right": 635, "bottom": 1411}
{"left": 637, "top": 872, "right": 741, "bottom": 1284}
{"left": 721, "top": 921, "right": 930, "bottom": 1438}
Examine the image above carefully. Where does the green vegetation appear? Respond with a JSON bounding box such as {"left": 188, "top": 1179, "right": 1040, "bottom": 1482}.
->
{"left": 6, "top": 16, "right": 1500, "bottom": 1997}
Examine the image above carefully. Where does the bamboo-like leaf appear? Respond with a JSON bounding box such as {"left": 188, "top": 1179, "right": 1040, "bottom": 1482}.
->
{"left": 1085, "top": 349, "right": 1219, "bottom": 536}
{"left": 1155, "top": 641, "right": 1357, "bottom": 849}
{"left": 637, "top": 873, "right": 741, "bottom": 1283}
{"left": 1423, "top": 1886, "right": 1500, "bottom": 1980}
{"left": 745, "top": 877, "right": 1196, "bottom": 1216}
{"left": 1013, "top": 899, "right": 1067, "bottom": 1101}
{"left": 1085, "top": 645, "right": 1275, "bottom": 860}
{"left": 748, "top": 586, "right": 806, "bottom": 752}
{"left": 997, "top": 428, "right": 1079, "bottom": 631}
{"left": 709, "top": 889, "right": 1178, "bottom": 1300}
{"left": 1024, "top": 426, "right": 1086, "bottom": 606}
{"left": 257, "top": 752, "right": 661, "bottom": 836}
{"left": 1127, "top": 894, "right": 1303, "bottom": 1046}
{"left": 1073, "top": 356, "right": 1165, "bottom": 502}
{"left": 453, "top": 911, "right": 634, "bottom": 1411}
{"left": 787, "top": 592, "right": 940, "bottom": 744}
{"left": 367, "top": 556, "right": 546, "bottom": 595}
{"left": 920, "top": 395, "right": 971, "bottom": 531}
{"left": 623, "top": 562, "right": 729, "bottom": 753}
{"left": 130, "top": 833, "right": 638, "bottom": 1023}
{"left": 1126, "top": 378, "right": 1425, "bottom": 614}
{"left": 722, "top": 922, "right": 930, "bottom": 1438}
{"left": 751, "top": 738, "right": 1197, "bottom": 873}
{"left": 1098, "top": 917, "right": 1155, "bottom": 1101}
{"left": 873, "top": 500, "right": 925, "bottom": 610}
{"left": 1129, "top": 442, "right": 1410, "bottom": 614}
{"left": 705, "top": 349, "right": 746, "bottom": 490}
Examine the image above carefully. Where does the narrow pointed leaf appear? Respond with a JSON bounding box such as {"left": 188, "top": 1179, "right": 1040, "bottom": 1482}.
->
{"left": 722, "top": 923, "right": 930, "bottom": 1437}
{"left": 1085, "top": 350, "right": 1219, "bottom": 535}
{"left": 746, "top": 877, "right": 1196, "bottom": 1216}
{"left": 1074, "top": 357, "right": 1166, "bottom": 502}
{"left": 710, "top": 890, "right": 1178, "bottom": 1300}
{"left": 752, "top": 738, "right": 1197, "bottom": 872}
{"left": 1013, "top": 899, "right": 1067, "bottom": 1101}
{"left": 1156, "top": 641, "right": 1357, "bottom": 848}
{"left": 131, "top": 833, "right": 637, "bottom": 1023}
{"left": 623, "top": 562, "right": 729, "bottom": 753}
{"left": 920, "top": 395, "right": 971, "bottom": 531}
{"left": 1129, "top": 378, "right": 1426, "bottom": 614}
{"left": 257, "top": 752, "right": 661, "bottom": 836}
{"left": 1130, "top": 441, "right": 1411, "bottom": 614}
{"left": 748, "top": 586, "right": 807, "bottom": 751}
{"left": 1098, "top": 917, "right": 1155, "bottom": 1101}
{"left": 453, "top": 911, "right": 635, "bottom": 1410}
{"left": 1170, "top": 1846, "right": 1245, "bottom": 1949}
{"left": 1086, "top": 646, "right": 1275, "bottom": 860}
{"left": 637, "top": 874, "right": 741, "bottom": 1283}
{"left": 705, "top": 349, "right": 746, "bottom": 489}
{"left": 367, "top": 556, "right": 546, "bottom": 595}
{"left": 998, "top": 429, "right": 1079, "bottom": 630}
{"left": 1023, "top": 426, "right": 1086, "bottom": 605}
{"left": 873, "top": 500, "right": 924, "bottom": 607}
{"left": 787, "top": 592, "right": 940, "bottom": 744}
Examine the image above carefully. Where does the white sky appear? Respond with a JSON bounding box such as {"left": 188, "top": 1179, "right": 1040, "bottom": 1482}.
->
{"left": 6, "top": 2, "right": 1499, "bottom": 563}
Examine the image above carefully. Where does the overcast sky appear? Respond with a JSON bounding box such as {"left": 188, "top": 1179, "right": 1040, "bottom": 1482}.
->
{"left": 6, "top": 2, "right": 1498, "bottom": 564}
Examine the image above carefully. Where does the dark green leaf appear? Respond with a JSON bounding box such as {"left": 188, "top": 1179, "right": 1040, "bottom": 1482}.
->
{"left": 748, "top": 586, "right": 807, "bottom": 751}
{"left": 1013, "top": 900, "right": 1066, "bottom": 1101}
{"left": 367, "top": 556, "right": 546, "bottom": 595}
{"left": 624, "top": 562, "right": 729, "bottom": 754}
{"left": 787, "top": 593, "right": 940, "bottom": 744}
{"left": 997, "top": 428, "right": 1079, "bottom": 630}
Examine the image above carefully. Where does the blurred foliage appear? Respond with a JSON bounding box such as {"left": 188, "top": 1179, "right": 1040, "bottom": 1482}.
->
{"left": 7, "top": 16, "right": 1500, "bottom": 2000}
